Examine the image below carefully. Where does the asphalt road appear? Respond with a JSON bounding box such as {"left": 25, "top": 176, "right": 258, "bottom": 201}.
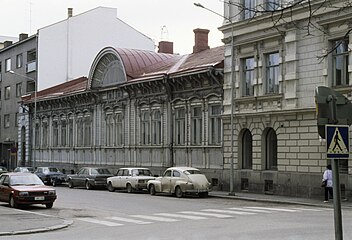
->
{"left": 2, "top": 186, "right": 352, "bottom": 240}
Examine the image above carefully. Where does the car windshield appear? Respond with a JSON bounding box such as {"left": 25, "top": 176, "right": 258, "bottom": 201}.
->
{"left": 131, "top": 169, "right": 152, "bottom": 176}
{"left": 10, "top": 175, "right": 44, "bottom": 186}
{"left": 91, "top": 168, "right": 111, "bottom": 175}
{"left": 183, "top": 169, "right": 201, "bottom": 175}
{"left": 48, "top": 168, "right": 60, "bottom": 172}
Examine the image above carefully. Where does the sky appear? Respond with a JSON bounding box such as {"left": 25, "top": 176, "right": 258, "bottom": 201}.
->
{"left": 0, "top": 0, "right": 224, "bottom": 54}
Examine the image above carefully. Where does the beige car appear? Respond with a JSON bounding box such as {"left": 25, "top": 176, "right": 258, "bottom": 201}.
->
{"left": 147, "top": 167, "right": 211, "bottom": 198}
{"left": 107, "top": 168, "right": 155, "bottom": 193}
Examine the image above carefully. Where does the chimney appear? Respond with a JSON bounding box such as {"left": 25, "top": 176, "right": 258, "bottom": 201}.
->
{"left": 68, "top": 8, "right": 73, "bottom": 18}
{"left": 193, "top": 28, "right": 210, "bottom": 53}
{"left": 158, "top": 41, "right": 173, "bottom": 54}
{"left": 19, "top": 33, "right": 28, "bottom": 41}
{"left": 4, "top": 41, "right": 13, "bottom": 48}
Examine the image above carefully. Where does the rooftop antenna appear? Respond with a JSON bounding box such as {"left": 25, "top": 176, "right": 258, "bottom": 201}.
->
{"left": 160, "top": 25, "right": 169, "bottom": 40}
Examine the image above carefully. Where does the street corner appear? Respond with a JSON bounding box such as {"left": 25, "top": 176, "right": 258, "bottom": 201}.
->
{"left": 0, "top": 206, "right": 73, "bottom": 236}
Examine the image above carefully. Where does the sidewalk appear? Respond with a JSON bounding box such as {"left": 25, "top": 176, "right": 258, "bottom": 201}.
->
{"left": 0, "top": 191, "right": 350, "bottom": 236}
{"left": 0, "top": 206, "right": 72, "bottom": 236}
{"left": 210, "top": 191, "right": 352, "bottom": 209}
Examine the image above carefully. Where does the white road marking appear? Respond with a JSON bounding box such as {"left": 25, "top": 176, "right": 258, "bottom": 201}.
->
{"left": 107, "top": 216, "right": 152, "bottom": 224}
{"left": 202, "top": 209, "right": 256, "bottom": 215}
{"left": 179, "top": 211, "right": 233, "bottom": 218}
{"left": 155, "top": 213, "right": 208, "bottom": 220}
{"left": 245, "top": 207, "right": 297, "bottom": 212}
{"left": 131, "top": 215, "right": 179, "bottom": 222}
{"left": 228, "top": 207, "right": 272, "bottom": 213}
{"left": 77, "top": 218, "right": 123, "bottom": 226}
{"left": 291, "top": 208, "right": 324, "bottom": 212}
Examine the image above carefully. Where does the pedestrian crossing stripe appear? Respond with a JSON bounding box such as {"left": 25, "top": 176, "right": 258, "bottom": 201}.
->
{"left": 326, "top": 125, "right": 349, "bottom": 158}
{"left": 76, "top": 207, "right": 324, "bottom": 227}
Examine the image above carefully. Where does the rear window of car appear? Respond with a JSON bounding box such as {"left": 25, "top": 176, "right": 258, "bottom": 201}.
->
{"left": 132, "top": 169, "right": 152, "bottom": 176}
{"left": 92, "top": 168, "right": 111, "bottom": 175}
{"left": 183, "top": 170, "right": 201, "bottom": 175}
{"left": 48, "top": 168, "right": 60, "bottom": 172}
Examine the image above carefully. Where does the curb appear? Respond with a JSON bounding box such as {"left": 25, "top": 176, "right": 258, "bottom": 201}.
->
{"left": 210, "top": 193, "right": 352, "bottom": 209}
{"left": 0, "top": 219, "right": 73, "bottom": 236}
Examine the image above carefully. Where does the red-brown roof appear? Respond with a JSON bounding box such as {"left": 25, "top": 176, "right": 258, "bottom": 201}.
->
{"left": 22, "top": 77, "right": 88, "bottom": 103}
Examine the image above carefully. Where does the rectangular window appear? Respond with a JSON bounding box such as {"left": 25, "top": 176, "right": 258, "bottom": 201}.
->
{"left": 16, "top": 83, "right": 22, "bottom": 97}
{"left": 332, "top": 39, "right": 349, "bottom": 87}
{"left": 266, "top": 52, "right": 280, "bottom": 94}
{"left": 61, "top": 119, "right": 67, "bottom": 146}
{"left": 5, "top": 86, "right": 10, "bottom": 100}
{"left": 68, "top": 118, "right": 73, "bottom": 146}
{"left": 106, "top": 114, "right": 113, "bottom": 146}
{"left": 243, "top": 57, "right": 255, "bottom": 96}
{"left": 15, "top": 113, "right": 18, "bottom": 127}
{"left": 52, "top": 121, "right": 58, "bottom": 146}
{"left": 42, "top": 122, "right": 48, "bottom": 147}
{"left": 26, "top": 49, "right": 37, "bottom": 73}
{"left": 77, "top": 119, "right": 83, "bottom": 146}
{"left": 191, "top": 106, "right": 202, "bottom": 145}
{"left": 5, "top": 58, "right": 11, "bottom": 72}
{"left": 209, "top": 105, "right": 222, "bottom": 145}
{"left": 151, "top": 110, "right": 161, "bottom": 145}
{"left": 244, "top": 0, "right": 256, "bottom": 19}
{"left": 266, "top": 0, "right": 280, "bottom": 11}
{"left": 0, "top": 62, "right": 2, "bottom": 82}
{"left": 115, "top": 113, "right": 123, "bottom": 146}
{"left": 175, "top": 108, "right": 185, "bottom": 145}
{"left": 84, "top": 116, "right": 91, "bottom": 146}
{"left": 35, "top": 123, "right": 40, "bottom": 147}
{"left": 4, "top": 114, "right": 10, "bottom": 128}
{"left": 141, "top": 111, "right": 150, "bottom": 145}
{"left": 16, "top": 54, "right": 23, "bottom": 68}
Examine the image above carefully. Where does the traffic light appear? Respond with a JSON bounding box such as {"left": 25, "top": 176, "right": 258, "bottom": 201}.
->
{"left": 315, "top": 86, "right": 352, "bottom": 139}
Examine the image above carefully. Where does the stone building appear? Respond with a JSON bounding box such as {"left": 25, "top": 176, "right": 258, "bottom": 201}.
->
{"left": 220, "top": 0, "right": 351, "bottom": 198}
{"left": 19, "top": 29, "right": 226, "bottom": 187}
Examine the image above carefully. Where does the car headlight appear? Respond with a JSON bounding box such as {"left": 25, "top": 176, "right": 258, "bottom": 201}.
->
{"left": 48, "top": 190, "right": 56, "bottom": 195}
{"left": 19, "top": 192, "right": 29, "bottom": 196}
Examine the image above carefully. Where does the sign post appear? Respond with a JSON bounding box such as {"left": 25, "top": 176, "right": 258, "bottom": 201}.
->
{"left": 326, "top": 125, "right": 349, "bottom": 240}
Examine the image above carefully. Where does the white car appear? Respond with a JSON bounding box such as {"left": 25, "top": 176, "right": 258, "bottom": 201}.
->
{"left": 147, "top": 167, "right": 211, "bottom": 198}
{"left": 107, "top": 168, "right": 155, "bottom": 193}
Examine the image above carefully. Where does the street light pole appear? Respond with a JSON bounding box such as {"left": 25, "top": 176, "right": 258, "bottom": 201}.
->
{"left": 9, "top": 70, "right": 37, "bottom": 168}
{"left": 194, "top": 3, "right": 236, "bottom": 195}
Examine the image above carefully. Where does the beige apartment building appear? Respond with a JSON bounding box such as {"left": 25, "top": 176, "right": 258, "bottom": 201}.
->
{"left": 220, "top": 0, "right": 351, "bottom": 198}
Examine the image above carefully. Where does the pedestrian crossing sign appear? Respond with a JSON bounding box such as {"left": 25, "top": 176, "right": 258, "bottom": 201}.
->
{"left": 326, "top": 125, "right": 349, "bottom": 159}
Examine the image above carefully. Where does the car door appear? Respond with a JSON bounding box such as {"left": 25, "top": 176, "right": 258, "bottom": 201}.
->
{"left": 35, "top": 168, "right": 44, "bottom": 182}
{"left": 112, "top": 170, "right": 122, "bottom": 188}
{"left": 160, "top": 170, "right": 172, "bottom": 193}
{"left": 74, "top": 168, "right": 87, "bottom": 187}
{"left": 121, "top": 169, "right": 130, "bottom": 188}
{"left": 0, "top": 175, "right": 10, "bottom": 202}
{"left": 170, "top": 170, "right": 183, "bottom": 192}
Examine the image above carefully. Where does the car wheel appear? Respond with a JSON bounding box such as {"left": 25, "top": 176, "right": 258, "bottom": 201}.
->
{"left": 46, "top": 203, "right": 54, "bottom": 209}
{"left": 149, "top": 184, "right": 156, "bottom": 195}
{"left": 107, "top": 182, "right": 115, "bottom": 192}
{"left": 175, "top": 186, "right": 183, "bottom": 198}
{"left": 52, "top": 179, "right": 57, "bottom": 187}
{"left": 126, "top": 183, "right": 133, "bottom": 193}
{"left": 85, "top": 181, "right": 92, "bottom": 190}
{"left": 9, "top": 195, "right": 18, "bottom": 208}
{"left": 199, "top": 192, "right": 209, "bottom": 198}
{"left": 68, "top": 179, "right": 74, "bottom": 188}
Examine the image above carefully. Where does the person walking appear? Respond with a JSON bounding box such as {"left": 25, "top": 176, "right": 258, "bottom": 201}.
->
{"left": 322, "top": 164, "right": 333, "bottom": 203}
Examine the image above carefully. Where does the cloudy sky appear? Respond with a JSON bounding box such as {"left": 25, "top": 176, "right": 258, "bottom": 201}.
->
{"left": 0, "top": 0, "right": 224, "bottom": 54}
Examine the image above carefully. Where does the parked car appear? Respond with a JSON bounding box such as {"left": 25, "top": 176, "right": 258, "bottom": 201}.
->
{"left": 147, "top": 167, "right": 211, "bottom": 198}
{"left": 67, "top": 167, "right": 113, "bottom": 190}
{"left": 14, "top": 166, "right": 35, "bottom": 173}
{"left": 107, "top": 167, "right": 155, "bottom": 193}
{"left": 34, "top": 167, "right": 66, "bottom": 186}
{"left": 0, "top": 172, "right": 57, "bottom": 208}
{"left": 0, "top": 167, "right": 7, "bottom": 175}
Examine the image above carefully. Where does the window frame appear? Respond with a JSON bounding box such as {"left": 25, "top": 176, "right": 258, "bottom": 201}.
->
{"left": 191, "top": 106, "right": 202, "bottom": 145}
{"left": 265, "top": 52, "right": 280, "bottom": 94}
{"left": 4, "top": 86, "right": 10, "bottom": 100}
{"left": 175, "top": 107, "right": 186, "bottom": 145}
{"left": 242, "top": 129, "right": 253, "bottom": 169}
{"left": 331, "top": 38, "right": 349, "bottom": 87}
{"left": 16, "top": 54, "right": 23, "bottom": 68}
{"left": 209, "top": 104, "right": 222, "bottom": 145}
{"left": 4, "top": 114, "right": 10, "bottom": 128}
{"left": 242, "top": 57, "right": 255, "bottom": 96}
{"left": 5, "top": 58, "right": 11, "bottom": 72}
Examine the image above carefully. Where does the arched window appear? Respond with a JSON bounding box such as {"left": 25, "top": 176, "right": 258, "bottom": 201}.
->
{"left": 265, "top": 128, "right": 277, "bottom": 170}
{"left": 242, "top": 129, "right": 253, "bottom": 169}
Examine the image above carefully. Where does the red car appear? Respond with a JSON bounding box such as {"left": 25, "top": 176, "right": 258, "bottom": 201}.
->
{"left": 0, "top": 172, "right": 57, "bottom": 208}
